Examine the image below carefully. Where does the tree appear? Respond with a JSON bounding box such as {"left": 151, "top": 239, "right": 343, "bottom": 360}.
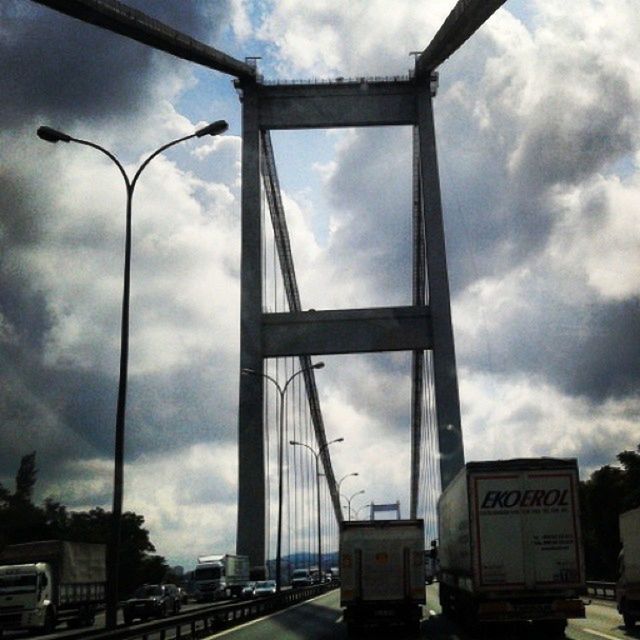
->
{"left": 0, "top": 453, "right": 169, "bottom": 597}
{"left": 14, "top": 451, "right": 37, "bottom": 503}
{"left": 580, "top": 444, "right": 640, "bottom": 580}
{"left": 617, "top": 445, "right": 640, "bottom": 511}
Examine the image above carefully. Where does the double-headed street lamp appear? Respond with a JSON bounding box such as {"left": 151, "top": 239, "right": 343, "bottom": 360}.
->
{"left": 242, "top": 362, "right": 325, "bottom": 592}
{"left": 354, "top": 502, "right": 373, "bottom": 520}
{"left": 341, "top": 489, "right": 365, "bottom": 521}
{"left": 337, "top": 472, "right": 359, "bottom": 494}
{"left": 38, "top": 120, "right": 229, "bottom": 629}
{"left": 290, "top": 437, "right": 343, "bottom": 575}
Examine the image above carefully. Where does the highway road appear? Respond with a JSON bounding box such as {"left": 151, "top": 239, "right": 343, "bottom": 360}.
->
{"left": 1, "top": 601, "right": 211, "bottom": 639}
{"left": 2, "top": 586, "right": 636, "bottom": 639}
{"left": 196, "top": 585, "right": 637, "bottom": 640}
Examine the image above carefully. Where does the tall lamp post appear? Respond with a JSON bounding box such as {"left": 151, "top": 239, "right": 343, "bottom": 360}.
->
{"left": 37, "top": 121, "right": 229, "bottom": 629}
{"left": 290, "top": 437, "right": 343, "bottom": 575}
{"left": 242, "top": 361, "right": 325, "bottom": 592}
{"left": 337, "top": 472, "right": 359, "bottom": 494}
{"left": 341, "top": 489, "right": 365, "bottom": 521}
{"left": 354, "top": 502, "right": 373, "bottom": 520}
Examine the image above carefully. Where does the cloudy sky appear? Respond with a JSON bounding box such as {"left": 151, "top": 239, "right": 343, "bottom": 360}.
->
{"left": 1, "top": 0, "right": 639, "bottom": 569}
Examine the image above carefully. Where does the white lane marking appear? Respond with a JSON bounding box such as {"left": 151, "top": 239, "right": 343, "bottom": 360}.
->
{"left": 204, "top": 591, "right": 337, "bottom": 638}
{"left": 582, "top": 628, "right": 622, "bottom": 640}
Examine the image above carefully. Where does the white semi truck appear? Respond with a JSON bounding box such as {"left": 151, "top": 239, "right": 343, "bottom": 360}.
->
{"left": 0, "top": 540, "right": 105, "bottom": 635}
{"left": 438, "top": 458, "right": 586, "bottom": 636}
{"left": 617, "top": 506, "right": 640, "bottom": 629}
{"left": 193, "top": 554, "right": 250, "bottom": 601}
{"left": 340, "top": 519, "right": 425, "bottom": 635}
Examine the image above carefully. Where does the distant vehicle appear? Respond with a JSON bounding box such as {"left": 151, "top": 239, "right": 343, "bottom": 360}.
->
{"left": 177, "top": 585, "right": 188, "bottom": 604}
{"left": 329, "top": 566, "right": 340, "bottom": 581}
{"left": 122, "top": 584, "right": 180, "bottom": 624}
{"left": 617, "top": 506, "right": 640, "bottom": 629}
{"left": 240, "top": 582, "right": 256, "bottom": 599}
{"left": 193, "top": 554, "right": 250, "bottom": 601}
{"left": 290, "top": 568, "right": 313, "bottom": 588}
{"left": 438, "top": 458, "right": 585, "bottom": 636}
{"left": 425, "top": 542, "right": 439, "bottom": 584}
{"left": 340, "top": 519, "right": 425, "bottom": 635}
{"left": 254, "top": 580, "right": 277, "bottom": 597}
{"left": 0, "top": 540, "right": 105, "bottom": 635}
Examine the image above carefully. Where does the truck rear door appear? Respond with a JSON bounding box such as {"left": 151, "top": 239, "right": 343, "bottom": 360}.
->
{"left": 471, "top": 469, "right": 582, "bottom": 590}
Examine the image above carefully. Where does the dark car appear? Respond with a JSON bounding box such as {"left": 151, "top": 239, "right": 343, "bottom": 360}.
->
{"left": 122, "top": 584, "right": 181, "bottom": 624}
{"left": 254, "top": 580, "right": 277, "bottom": 597}
{"left": 290, "top": 568, "right": 313, "bottom": 587}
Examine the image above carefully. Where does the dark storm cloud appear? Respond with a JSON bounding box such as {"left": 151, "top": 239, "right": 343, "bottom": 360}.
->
{"left": 1, "top": 1, "right": 231, "bottom": 128}
{"left": 466, "top": 291, "right": 640, "bottom": 403}
{"left": 569, "top": 299, "right": 640, "bottom": 401}
{"left": 0, "top": 0, "right": 237, "bottom": 488}
{"left": 434, "top": 27, "right": 640, "bottom": 293}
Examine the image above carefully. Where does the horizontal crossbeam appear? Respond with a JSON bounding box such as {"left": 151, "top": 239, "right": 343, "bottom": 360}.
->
{"left": 256, "top": 80, "right": 417, "bottom": 129}
{"left": 262, "top": 306, "right": 432, "bottom": 357}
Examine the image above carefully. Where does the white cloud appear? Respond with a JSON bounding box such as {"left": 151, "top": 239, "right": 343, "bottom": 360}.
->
{"left": 257, "top": 0, "right": 451, "bottom": 78}
{"left": 460, "top": 368, "right": 640, "bottom": 478}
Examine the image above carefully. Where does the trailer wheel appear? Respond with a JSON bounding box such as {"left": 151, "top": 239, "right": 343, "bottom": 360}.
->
{"left": 623, "top": 613, "right": 636, "bottom": 629}
{"left": 42, "top": 608, "right": 55, "bottom": 634}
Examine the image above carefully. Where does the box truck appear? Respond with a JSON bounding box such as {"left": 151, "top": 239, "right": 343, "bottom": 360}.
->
{"left": 0, "top": 540, "right": 105, "bottom": 634}
{"left": 438, "top": 458, "right": 585, "bottom": 636}
{"left": 617, "top": 506, "right": 640, "bottom": 629}
{"left": 340, "top": 519, "right": 425, "bottom": 634}
{"left": 193, "top": 554, "right": 250, "bottom": 601}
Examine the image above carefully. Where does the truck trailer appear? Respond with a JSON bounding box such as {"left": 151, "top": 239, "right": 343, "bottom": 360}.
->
{"left": 340, "top": 519, "right": 425, "bottom": 635}
{"left": 193, "top": 554, "right": 250, "bottom": 601}
{"left": 617, "top": 506, "right": 640, "bottom": 629}
{"left": 438, "top": 458, "right": 585, "bottom": 636}
{"left": 0, "top": 540, "right": 105, "bottom": 635}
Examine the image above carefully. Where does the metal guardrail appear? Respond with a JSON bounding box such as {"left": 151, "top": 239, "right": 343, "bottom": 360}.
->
{"left": 586, "top": 581, "right": 616, "bottom": 600}
{"left": 62, "top": 584, "right": 335, "bottom": 640}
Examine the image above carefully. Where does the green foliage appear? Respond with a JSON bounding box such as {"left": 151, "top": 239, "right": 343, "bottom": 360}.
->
{"left": 14, "top": 451, "right": 37, "bottom": 503}
{"left": 0, "top": 452, "right": 168, "bottom": 597}
{"left": 580, "top": 444, "right": 640, "bottom": 580}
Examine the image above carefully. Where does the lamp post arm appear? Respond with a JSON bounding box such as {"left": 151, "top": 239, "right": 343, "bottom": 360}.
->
{"left": 131, "top": 133, "right": 197, "bottom": 190}
{"left": 71, "top": 137, "right": 131, "bottom": 192}
{"left": 293, "top": 441, "right": 318, "bottom": 460}
{"left": 282, "top": 365, "right": 310, "bottom": 395}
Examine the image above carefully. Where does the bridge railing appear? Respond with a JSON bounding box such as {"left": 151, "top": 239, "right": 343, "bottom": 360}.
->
{"left": 63, "top": 584, "right": 334, "bottom": 640}
{"left": 586, "top": 580, "right": 616, "bottom": 601}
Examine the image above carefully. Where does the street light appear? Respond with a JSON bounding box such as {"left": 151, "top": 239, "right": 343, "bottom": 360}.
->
{"left": 290, "top": 437, "right": 343, "bottom": 576}
{"left": 242, "top": 361, "right": 325, "bottom": 592}
{"left": 341, "top": 489, "right": 365, "bottom": 521}
{"left": 354, "top": 501, "right": 373, "bottom": 520}
{"left": 38, "top": 120, "right": 229, "bottom": 629}
{"left": 337, "top": 472, "right": 359, "bottom": 494}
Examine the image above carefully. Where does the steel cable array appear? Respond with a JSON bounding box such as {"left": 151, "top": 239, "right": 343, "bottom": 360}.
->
{"left": 260, "top": 131, "right": 340, "bottom": 580}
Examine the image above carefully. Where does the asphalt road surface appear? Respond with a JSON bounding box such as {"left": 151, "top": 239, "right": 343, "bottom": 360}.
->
{"left": 3, "top": 586, "right": 638, "bottom": 640}
{"left": 197, "top": 585, "right": 639, "bottom": 640}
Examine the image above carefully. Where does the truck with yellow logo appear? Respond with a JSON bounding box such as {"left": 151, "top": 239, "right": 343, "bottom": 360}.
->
{"left": 339, "top": 519, "right": 425, "bottom": 634}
